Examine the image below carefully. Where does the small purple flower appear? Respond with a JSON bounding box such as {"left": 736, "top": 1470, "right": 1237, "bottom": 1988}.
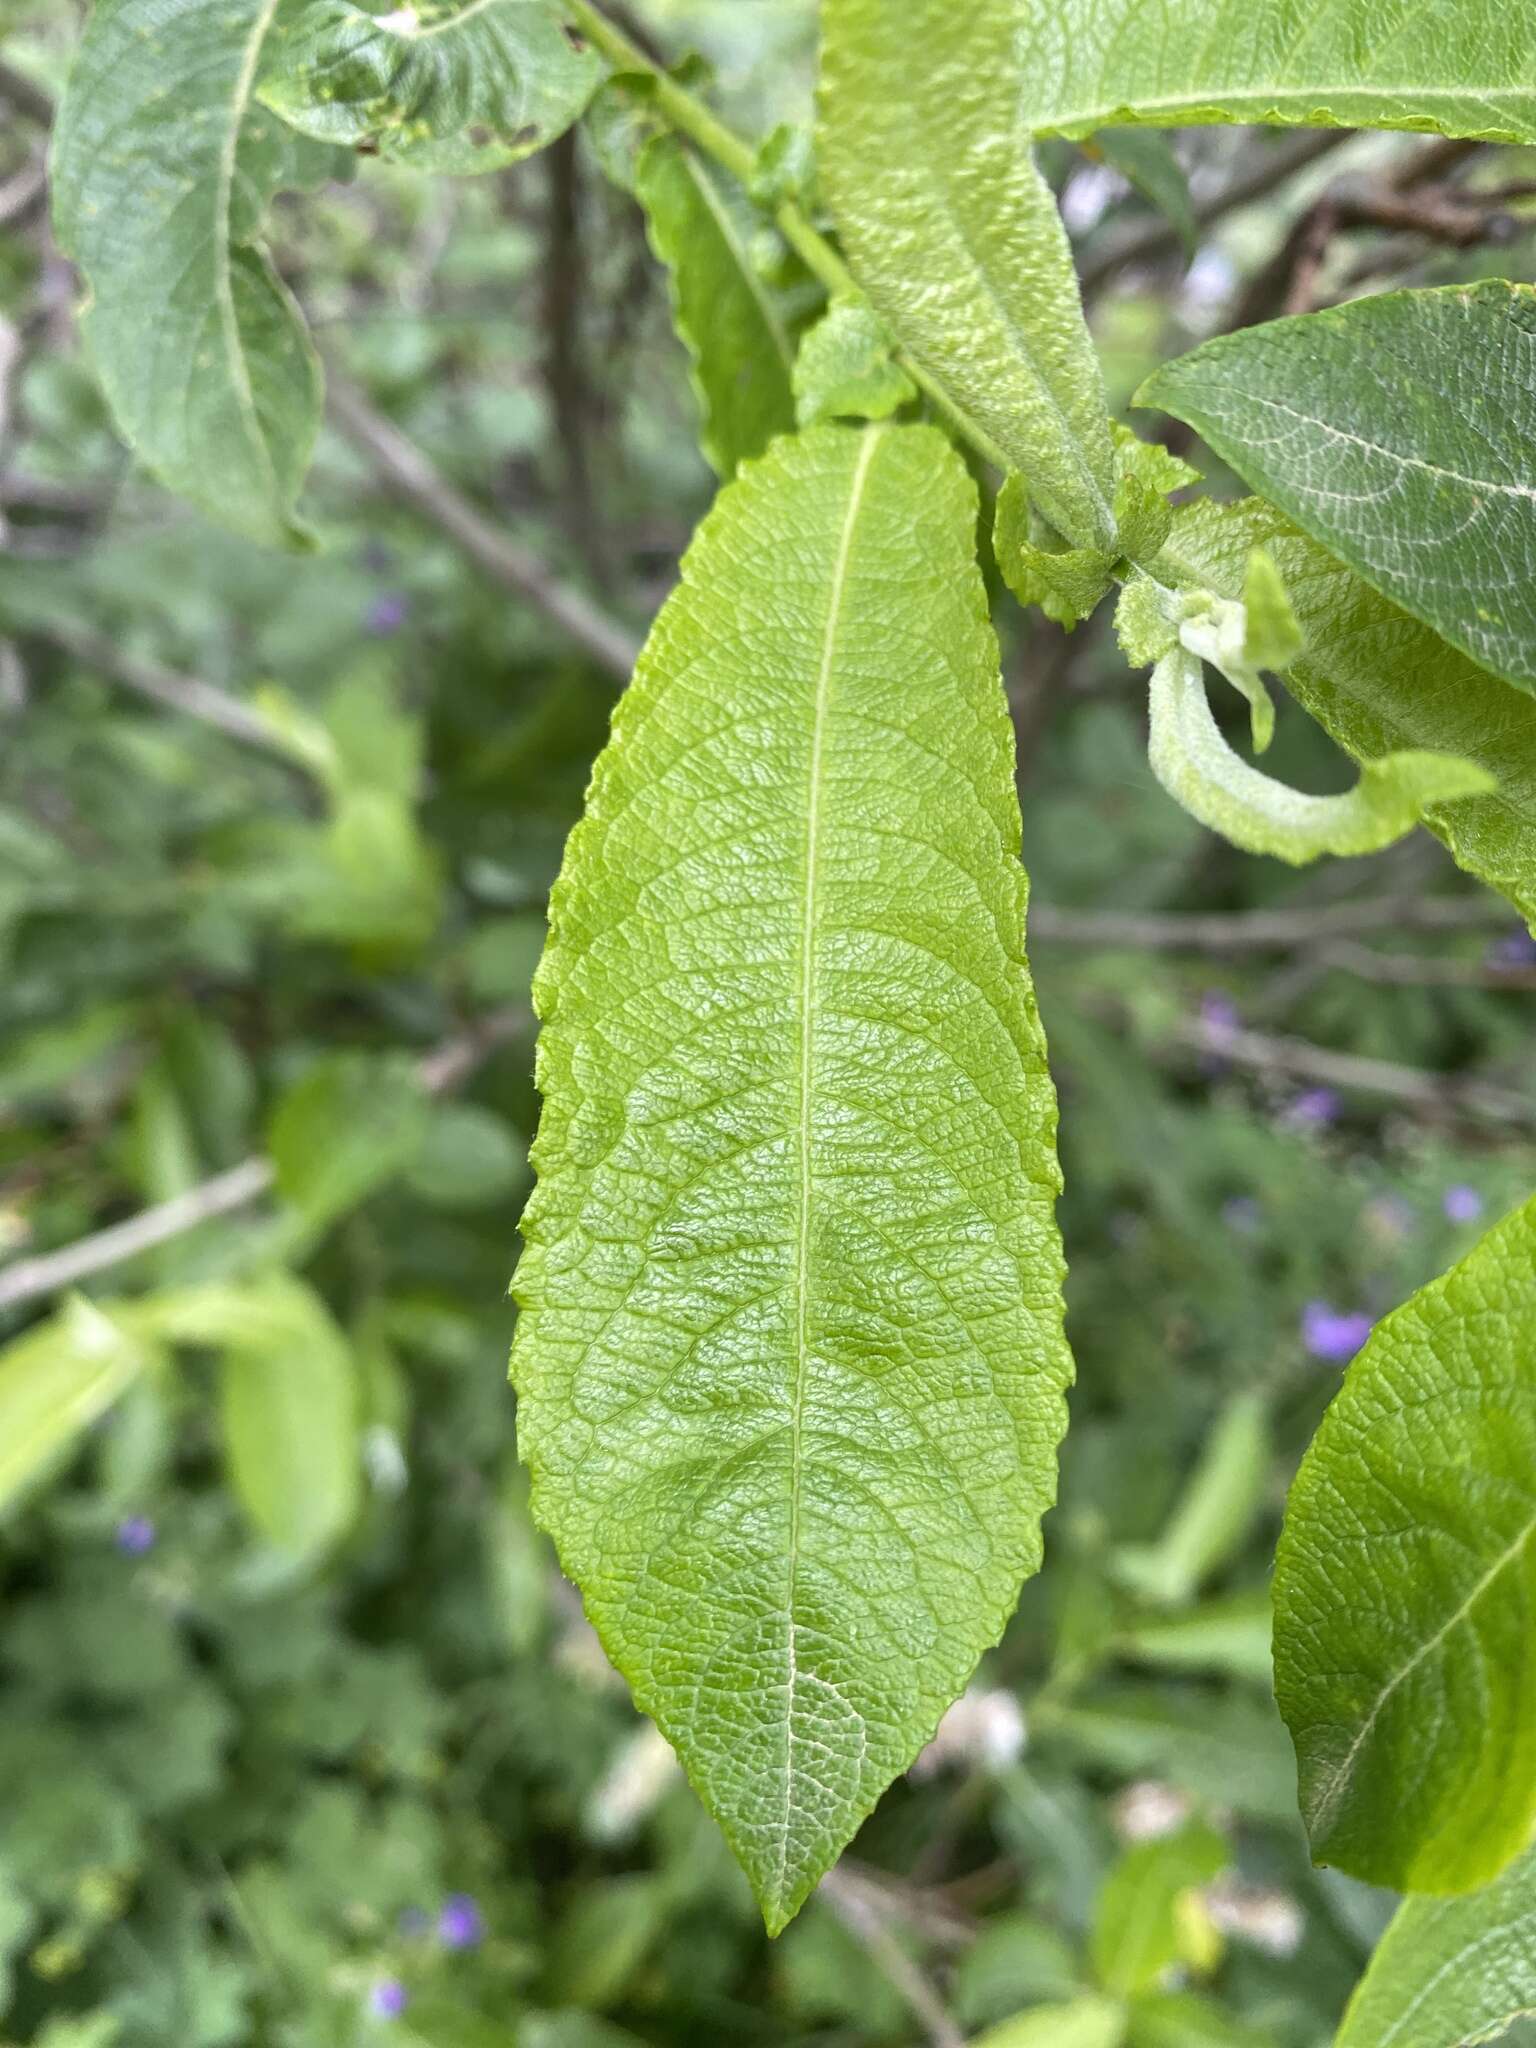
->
{"left": 1487, "top": 928, "right": 1536, "bottom": 972}
{"left": 1200, "top": 991, "right": 1240, "bottom": 1039}
{"left": 1221, "top": 1195, "right": 1262, "bottom": 1236}
{"left": 115, "top": 1516, "right": 156, "bottom": 1556}
{"left": 1284, "top": 1086, "right": 1341, "bottom": 1130}
{"left": 364, "top": 592, "right": 410, "bottom": 637}
{"left": 1302, "top": 1301, "right": 1373, "bottom": 1364}
{"left": 368, "top": 1980, "right": 409, "bottom": 2022}
{"left": 437, "top": 1893, "right": 484, "bottom": 1951}
{"left": 1443, "top": 1184, "right": 1484, "bottom": 1225}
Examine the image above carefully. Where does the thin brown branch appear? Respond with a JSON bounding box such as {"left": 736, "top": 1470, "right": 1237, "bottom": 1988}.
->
{"left": 1029, "top": 897, "right": 1515, "bottom": 952}
{"left": 818, "top": 1869, "right": 965, "bottom": 2048}
{"left": 22, "top": 617, "right": 307, "bottom": 764}
{"left": 1175, "top": 1014, "right": 1536, "bottom": 1128}
{"left": 325, "top": 372, "right": 641, "bottom": 683}
{"left": 0, "top": 1008, "right": 530, "bottom": 1313}
{"left": 1078, "top": 128, "right": 1352, "bottom": 292}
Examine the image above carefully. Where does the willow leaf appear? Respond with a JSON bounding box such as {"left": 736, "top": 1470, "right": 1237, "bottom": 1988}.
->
{"left": 52, "top": 0, "right": 342, "bottom": 547}
{"left": 258, "top": 0, "right": 604, "bottom": 174}
{"left": 511, "top": 421, "right": 1072, "bottom": 1932}
{"left": 1141, "top": 284, "right": 1536, "bottom": 691}
{"left": 1165, "top": 496, "right": 1536, "bottom": 929}
{"left": 636, "top": 135, "right": 799, "bottom": 478}
{"left": 818, "top": 0, "right": 1117, "bottom": 550}
{"left": 1013, "top": 0, "right": 1536, "bottom": 142}
{"left": 1274, "top": 1196, "right": 1536, "bottom": 1894}
{"left": 1338, "top": 1842, "right": 1536, "bottom": 2048}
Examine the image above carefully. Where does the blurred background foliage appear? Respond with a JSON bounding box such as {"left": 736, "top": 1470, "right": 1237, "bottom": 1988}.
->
{"left": 1, "top": 1, "right": 1534, "bottom": 2043}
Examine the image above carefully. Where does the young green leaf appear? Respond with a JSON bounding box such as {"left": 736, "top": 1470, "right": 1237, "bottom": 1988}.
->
{"left": 267, "top": 1051, "right": 429, "bottom": 1233}
{"left": 1140, "top": 284, "right": 1536, "bottom": 691}
{"left": 511, "top": 421, "right": 1071, "bottom": 1932}
{"left": 1114, "top": 1392, "right": 1270, "bottom": 1609}
{"left": 1337, "top": 1841, "right": 1536, "bottom": 2048}
{"left": 975, "top": 2000, "right": 1128, "bottom": 2048}
{"left": 818, "top": 0, "right": 1117, "bottom": 550}
{"left": 1091, "top": 1824, "right": 1227, "bottom": 1996}
{"left": 1274, "top": 1195, "right": 1536, "bottom": 1894}
{"left": 793, "top": 296, "right": 916, "bottom": 428}
{"left": 1145, "top": 645, "right": 1493, "bottom": 864}
{"left": 51, "top": 0, "right": 342, "bottom": 547}
{"left": 258, "top": 0, "right": 605, "bottom": 174}
{"left": 0, "top": 1299, "right": 154, "bottom": 1516}
{"left": 1165, "top": 498, "right": 1536, "bottom": 929}
{"left": 1012, "top": 0, "right": 1536, "bottom": 142}
{"left": 635, "top": 135, "right": 799, "bottom": 478}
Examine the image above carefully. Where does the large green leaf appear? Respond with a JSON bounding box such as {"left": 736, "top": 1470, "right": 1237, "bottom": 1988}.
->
{"left": 511, "top": 421, "right": 1071, "bottom": 1931}
{"left": 1141, "top": 285, "right": 1536, "bottom": 692}
{"left": 1338, "top": 1841, "right": 1536, "bottom": 2048}
{"left": 258, "top": 0, "right": 604, "bottom": 175}
{"left": 1011, "top": 0, "right": 1536, "bottom": 142}
{"left": 1166, "top": 496, "right": 1536, "bottom": 929}
{"left": 1273, "top": 1196, "right": 1536, "bottom": 1894}
{"left": 635, "top": 134, "right": 799, "bottom": 478}
{"left": 51, "top": 0, "right": 341, "bottom": 546}
{"left": 817, "top": 0, "right": 1117, "bottom": 550}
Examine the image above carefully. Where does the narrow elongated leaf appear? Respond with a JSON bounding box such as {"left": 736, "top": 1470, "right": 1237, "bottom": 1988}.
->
{"left": 635, "top": 135, "right": 798, "bottom": 478}
{"left": 258, "top": 0, "right": 604, "bottom": 173}
{"left": 1338, "top": 1841, "right": 1536, "bottom": 2048}
{"left": 1274, "top": 1196, "right": 1536, "bottom": 1894}
{"left": 511, "top": 421, "right": 1071, "bottom": 1931}
{"left": 52, "top": 0, "right": 340, "bottom": 546}
{"left": 1013, "top": 0, "right": 1536, "bottom": 142}
{"left": 1141, "top": 285, "right": 1536, "bottom": 691}
{"left": 1091, "top": 1824, "right": 1227, "bottom": 1996}
{"left": 0, "top": 1300, "right": 152, "bottom": 1515}
{"left": 818, "top": 0, "right": 1117, "bottom": 550}
{"left": 1165, "top": 497, "right": 1536, "bottom": 929}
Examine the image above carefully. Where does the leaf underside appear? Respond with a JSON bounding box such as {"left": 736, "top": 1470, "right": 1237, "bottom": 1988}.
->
{"left": 817, "top": 0, "right": 1117, "bottom": 550}
{"left": 49, "top": 0, "right": 352, "bottom": 547}
{"left": 1142, "top": 283, "right": 1536, "bottom": 693}
{"left": 258, "top": 0, "right": 604, "bottom": 174}
{"left": 1273, "top": 1195, "right": 1536, "bottom": 1894}
{"left": 1337, "top": 1840, "right": 1536, "bottom": 2048}
{"left": 1166, "top": 497, "right": 1536, "bottom": 930}
{"left": 1012, "top": 0, "right": 1536, "bottom": 142}
{"left": 511, "top": 421, "right": 1072, "bottom": 1932}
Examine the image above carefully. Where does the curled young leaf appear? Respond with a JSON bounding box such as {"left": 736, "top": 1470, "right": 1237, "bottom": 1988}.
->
{"left": 511, "top": 421, "right": 1071, "bottom": 1932}
{"left": 259, "top": 0, "right": 605, "bottom": 174}
{"left": 1146, "top": 645, "right": 1494, "bottom": 864}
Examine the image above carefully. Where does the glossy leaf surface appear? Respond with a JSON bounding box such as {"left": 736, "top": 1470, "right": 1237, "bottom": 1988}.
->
{"left": 259, "top": 0, "right": 604, "bottom": 174}
{"left": 1012, "top": 0, "right": 1536, "bottom": 142}
{"left": 1338, "top": 1841, "right": 1536, "bottom": 2048}
{"left": 1274, "top": 1196, "right": 1536, "bottom": 1893}
{"left": 1141, "top": 285, "right": 1536, "bottom": 691}
{"left": 1167, "top": 497, "right": 1536, "bottom": 929}
{"left": 818, "top": 0, "right": 1117, "bottom": 549}
{"left": 52, "top": 0, "right": 340, "bottom": 546}
{"left": 511, "top": 422, "right": 1071, "bottom": 1931}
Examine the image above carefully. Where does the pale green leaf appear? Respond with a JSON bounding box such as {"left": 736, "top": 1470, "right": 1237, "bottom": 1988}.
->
{"left": 1012, "top": 1, "right": 1536, "bottom": 142}
{"left": 1115, "top": 1590, "right": 1274, "bottom": 1688}
{"left": 1091, "top": 1824, "right": 1228, "bottom": 1996}
{"left": 0, "top": 1299, "right": 152, "bottom": 1515}
{"left": 635, "top": 134, "right": 799, "bottom": 477}
{"left": 1139, "top": 284, "right": 1536, "bottom": 691}
{"left": 1114, "top": 1392, "right": 1270, "bottom": 1608}
{"left": 1147, "top": 645, "right": 1494, "bottom": 864}
{"left": 793, "top": 295, "right": 916, "bottom": 428}
{"left": 976, "top": 1999, "right": 1128, "bottom": 2048}
{"left": 258, "top": 0, "right": 604, "bottom": 174}
{"left": 52, "top": 0, "right": 338, "bottom": 546}
{"left": 818, "top": 0, "right": 1117, "bottom": 549}
{"left": 1165, "top": 496, "right": 1536, "bottom": 929}
{"left": 511, "top": 421, "right": 1071, "bottom": 1931}
{"left": 1338, "top": 1841, "right": 1536, "bottom": 2048}
{"left": 1128, "top": 1992, "right": 1270, "bottom": 2048}
{"left": 1274, "top": 1195, "right": 1536, "bottom": 1893}
{"left": 267, "top": 1050, "right": 429, "bottom": 1230}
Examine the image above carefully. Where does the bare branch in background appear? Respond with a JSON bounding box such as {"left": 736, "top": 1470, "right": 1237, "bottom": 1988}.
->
{"left": 540, "top": 128, "right": 612, "bottom": 580}
{"left": 818, "top": 1869, "right": 965, "bottom": 2048}
{"left": 0, "top": 1008, "right": 531, "bottom": 1313}
{"left": 1030, "top": 896, "right": 1517, "bottom": 952}
{"left": 19, "top": 617, "right": 309, "bottom": 764}
{"left": 325, "top": 371, "right": 642, "bottom": 683}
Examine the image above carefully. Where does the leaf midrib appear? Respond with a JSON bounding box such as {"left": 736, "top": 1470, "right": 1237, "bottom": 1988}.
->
{"left": 777, "top": 422, "right": 885, "bottom": 1911}
{"left": 679, "top": 148, "right": 794, "bottom": 372}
